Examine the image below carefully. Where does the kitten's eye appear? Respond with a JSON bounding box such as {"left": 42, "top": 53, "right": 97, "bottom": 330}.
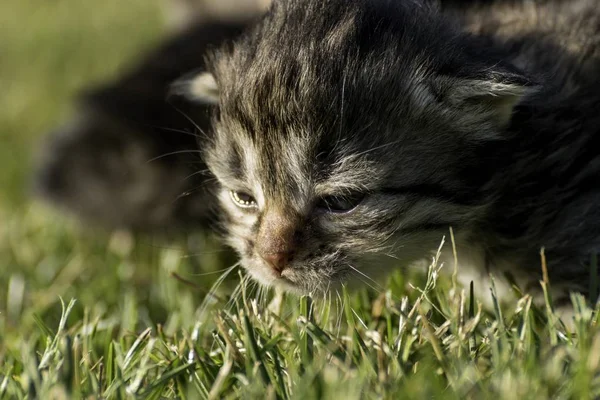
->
{"left": 317, "top": 193, "right": 365, "bottom": 213}
{"left": 229, "top": 190, "right": 257, "bottom": 209}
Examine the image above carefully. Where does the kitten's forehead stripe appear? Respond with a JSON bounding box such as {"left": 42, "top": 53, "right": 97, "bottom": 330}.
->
{"left": 251, "top": 133, "right": 314, "bottom": 212}
{"left": 225, "top": 143, "right": 245, "bottom": 181}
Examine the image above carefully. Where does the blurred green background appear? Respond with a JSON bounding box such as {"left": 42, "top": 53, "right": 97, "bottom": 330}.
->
{"left": 0, "top": 0, "right": 231, "bottom": 340}
{"left": 0, "top": 0, "right": 165, "bottom": 205}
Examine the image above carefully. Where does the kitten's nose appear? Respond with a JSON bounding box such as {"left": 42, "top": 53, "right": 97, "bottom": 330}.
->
{"left": 260, "top": 252, "right": 291, "bottom": 274}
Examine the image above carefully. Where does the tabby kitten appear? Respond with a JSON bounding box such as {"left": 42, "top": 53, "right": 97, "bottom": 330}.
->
{"left": 177, "top": 0, "right": 600, "bottom": 305}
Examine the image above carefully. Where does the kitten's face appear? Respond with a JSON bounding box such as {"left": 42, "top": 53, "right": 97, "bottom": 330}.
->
{"left": 195, "top": 0, "right": 531, "bottom": 293}
{"left": 206, "top": 122, "right": 454, "bottom": 294}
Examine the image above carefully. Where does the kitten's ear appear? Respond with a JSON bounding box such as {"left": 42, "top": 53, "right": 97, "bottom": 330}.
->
{"left": 432, "top": 70, "right": 537, "bottom": 127}
{"left": 170, "top": 71, "right": 220, "bottom": 105}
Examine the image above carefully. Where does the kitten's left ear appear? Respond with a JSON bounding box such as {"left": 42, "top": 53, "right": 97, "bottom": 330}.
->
{"left": 432, "top": 70, "right": 538, "bottom": 128}
{"left": 170, "top": 71, "right": 220, "bottom": 105}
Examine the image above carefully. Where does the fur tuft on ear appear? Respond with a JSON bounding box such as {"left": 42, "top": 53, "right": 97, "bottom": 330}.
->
{"left": 170, "top": 71, "right": 220, "bottom": 104}
{"left": 432, "top": 71, "right": 538, "bottom": 128}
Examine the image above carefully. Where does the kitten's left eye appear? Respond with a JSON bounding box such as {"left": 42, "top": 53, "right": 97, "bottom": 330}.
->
{"left": 317, "top": 193, "right": 365, "bottom": 213}
{"left": 230, "top": 190, "right": 257, "bottom": 209}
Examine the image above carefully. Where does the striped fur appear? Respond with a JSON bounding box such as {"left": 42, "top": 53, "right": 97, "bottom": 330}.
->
{"left": 195, "top": 0, "right": 600, "bottom": 302}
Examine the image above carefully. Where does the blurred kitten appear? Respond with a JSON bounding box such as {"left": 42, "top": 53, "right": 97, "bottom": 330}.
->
{"left": 34, "top": 4, "right": 261, "bottom": 230}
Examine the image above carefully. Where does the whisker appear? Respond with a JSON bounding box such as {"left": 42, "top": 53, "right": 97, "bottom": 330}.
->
{"left": 146, "top": 149, "right": 204, "bottom": 164}
{"left": 170, "top": 182, "right": 214, "bottom": 204}
{"left": 179, "top": 250, "right": 232, "bottom": 258}
{"left": 197, "top": 263, "right": 239, "bottom": 318}
{"left": 352, "top": 274, "right": 383, "bottom": 295}
{"left": 187, "top": 267, "right": 239, "bottom": 277}
{"left": 382, "top": 253, "right": 401, "bottom": 261}
{"left": 346, "top": 263, "right": 385, "bottom": 292}
{"left": 142, "top": 123, "right": 203, "bottom": 140}
{"left": 181, "top": 169, "right": 212, "bottom": 184}
{"left": 168, "top": 102, "right": 209, "bottom": 139}
{"left": 226, "top": 273, "right": 251, "bottom": 311}
{"left": 226, "top": 282, "right": 242, "bottom": 311}
{"left": 352, "top": 138, "right": 403, "bottom": 158}
{"left": 171, "top": 191, "right": 195, "bottom": 204}
{"left": 170, "top": 271, "right": 201, "bottom": 289}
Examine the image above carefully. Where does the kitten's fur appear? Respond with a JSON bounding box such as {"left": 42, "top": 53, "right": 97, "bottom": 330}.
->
{"left": 36, "top": 0, "right": 600, "bottom": 307}
{"left": 180, "top": 0, "right": 600, "bottom": 304}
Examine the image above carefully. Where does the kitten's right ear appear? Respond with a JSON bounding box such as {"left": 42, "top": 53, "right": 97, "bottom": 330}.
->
{"left": 169, "top": 71, "right": 220, "bottom": 104}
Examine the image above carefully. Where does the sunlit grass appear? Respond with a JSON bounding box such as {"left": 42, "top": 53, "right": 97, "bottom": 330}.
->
{"left": 1, "top": 1, "right": 600, "bottom": 398}
{"left": 2, "top": 212, "right": 598, "bottom": 398}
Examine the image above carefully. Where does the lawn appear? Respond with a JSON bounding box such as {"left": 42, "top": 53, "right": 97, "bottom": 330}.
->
{"left": 1, "top": 1, "right": 599, "bottom": 398}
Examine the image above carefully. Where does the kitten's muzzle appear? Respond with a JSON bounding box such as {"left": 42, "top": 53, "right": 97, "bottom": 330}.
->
{"left": 258, "top": 251, "right": 294, "bottom": 275}
{"left": 255, "top": 209, "right": 301, "bottom": 276}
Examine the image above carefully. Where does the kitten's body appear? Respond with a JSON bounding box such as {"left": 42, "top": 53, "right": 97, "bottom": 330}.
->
{"left": 36, "top": 0, "right": 600, "bottom": 306}
{"left": 453, "top": 0, "right": 600, "bottom": 301}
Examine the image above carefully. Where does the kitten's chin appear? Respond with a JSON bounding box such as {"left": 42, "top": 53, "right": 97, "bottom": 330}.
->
{"left": 244, "top": 262, "right": 305, "bottom": 293}
{"left": 243, "top": 260, "right": 335, "bottom": 295}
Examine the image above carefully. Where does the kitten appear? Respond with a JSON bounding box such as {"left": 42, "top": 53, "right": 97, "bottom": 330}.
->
{"left": 176, "top": 0, "right": 600, "bottom": 306}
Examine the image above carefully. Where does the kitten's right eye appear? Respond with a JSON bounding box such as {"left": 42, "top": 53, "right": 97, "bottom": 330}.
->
{"left": 316, "top": 192, "right": 365, "bottom": 214}
{"left": 229, "top": 190, "right": 258, "bottom": 209}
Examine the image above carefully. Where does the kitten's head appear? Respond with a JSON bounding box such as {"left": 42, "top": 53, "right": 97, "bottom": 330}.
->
{"left": 180, "top": 0, "right": 536, "bottom": 293}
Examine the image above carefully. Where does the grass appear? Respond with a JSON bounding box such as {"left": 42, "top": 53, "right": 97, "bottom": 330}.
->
{"left": 2, "top": 1, "right": 600, "bottom": 398}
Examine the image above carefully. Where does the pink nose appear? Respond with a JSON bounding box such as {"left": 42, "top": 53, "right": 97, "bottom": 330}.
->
{"left": 260, "top": 252, "right": 291, "bottom": 274}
